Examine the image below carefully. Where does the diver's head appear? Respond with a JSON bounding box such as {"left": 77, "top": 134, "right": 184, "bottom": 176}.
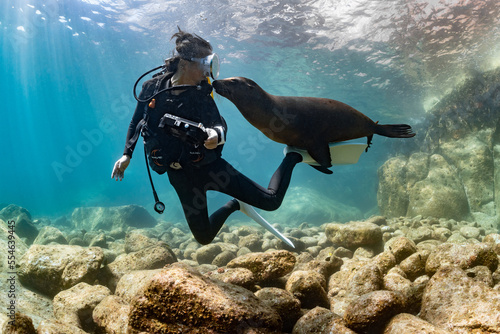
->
{"left": 165, "top": 28, "right": 220, "bottom": 80}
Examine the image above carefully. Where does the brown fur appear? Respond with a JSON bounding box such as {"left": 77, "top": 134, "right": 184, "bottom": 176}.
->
{"left": 213, "top": 77, "right": 415, "bottom": 171}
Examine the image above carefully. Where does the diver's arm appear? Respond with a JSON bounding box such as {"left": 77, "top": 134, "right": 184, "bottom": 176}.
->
{"left": 123, "top": 101, "right": 147, "bottom": 157}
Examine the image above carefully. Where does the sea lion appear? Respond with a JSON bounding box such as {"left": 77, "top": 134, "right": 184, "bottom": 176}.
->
{"left": 212, "top": 77, "right": 415, "bottom": 174}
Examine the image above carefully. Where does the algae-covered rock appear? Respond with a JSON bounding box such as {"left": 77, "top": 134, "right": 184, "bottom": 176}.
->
{"left": 227, "top": 250, "right": 296, "bottom": 282}
{"left": 205, "top": 267, "right": 255, "bottom": 290}
{"left": 292, "top": 307, "right": 356, "bottom": 334}
{"left": 106, "top": 243, "right": 177, "bottom": 290}
{"left": 128, "top": 263, "right": 282, "bottom": 333}
{"left": 53, "top": 282, "right": 111, "bottom": 331}
{"left": 344, "top": 290, "right": 406, "bottom": 334}
{"left": 93, "top": 295, "right": 131, "bottom": 334}
{"left": 71, "top": 205, "right": 157, "bottom": 232}
{"left": 325, "top": 221, "right": 383, "bottom": 250}
{"left": 425, "top": 242, "right": 498, "bottom": 276}
{"left": 18, "top": 245, "right": 104, "bottom": 297}
{"left": 285, "top": 270, "right": 329, "bottom": 309}
{"left": 384, "top": 236, "right": 417, "bottom": 263}
{"left": 255, "top": 287, "right": 301, "bottom": 333}
{"left": 420, "top": 265, "right": 500, "bottom": 333}
{"left": 383, "top": 313, "right": 451, "bottom": 334}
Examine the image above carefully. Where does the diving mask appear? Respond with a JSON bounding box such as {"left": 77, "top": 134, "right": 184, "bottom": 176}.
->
{"left": 192, "top": 53, "right": 220, "bottom": 80}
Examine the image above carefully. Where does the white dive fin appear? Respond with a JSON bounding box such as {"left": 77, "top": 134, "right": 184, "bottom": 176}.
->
{"left": 236, "top": 200, "right": 295, "bottom": 249}
{"left": 285, "top": 142, "right": 368, "bottom": 166}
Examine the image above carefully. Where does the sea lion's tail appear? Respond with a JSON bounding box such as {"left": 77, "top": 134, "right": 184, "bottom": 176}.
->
{"left": 375, "top": 124, "right": 416, "bottom": 138}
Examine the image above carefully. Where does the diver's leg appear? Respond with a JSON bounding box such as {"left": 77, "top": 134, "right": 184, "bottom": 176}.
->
{"left": 167, "top": 168, "right": 238, "bottom": 245}
{"left": 214, "top": 152, "right": 302, "bottom": 211}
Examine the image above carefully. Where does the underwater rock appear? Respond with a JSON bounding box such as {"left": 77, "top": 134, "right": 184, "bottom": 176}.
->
{"left": 227, "top": 250, "right": 296, "bottom": 282}
{"left": 211, "top": 250, "right": 236, "bottom": 267}
{"left": 343, "top": 290, "right": 406, "bottom": 334}
{"left": 71, "top": 204, "right": 157, "bottom": 232}
{"left": 195, "top": 243, "right": 222, "bottom": 265}
{"left": 254, "top": 287, "right": 302, "bottom": 333}
{"left": 465, "top": 265, "right": 494, "bottom": 287}
{"left": 53, "top": 282, "right": 111, "bottom": 331}
{"left": 420, "top": 265, "right": 500, "bottom": 333}
{"left": 124, "top": 231, "right": 157, "bottom": 253}
{"left": 128, "top": 263, "right": 282, "bottom": 333}
{"left": 292, "top": 307, "right": 356, "bottom": 334}
{"left": 0, "top": 312, "right": 36, "bottom": 334}
{"left": 114, "top": 269, "right": 163, "bottom": 303}
{"left": 346, "top": 264, "right": 383, "bottom": 296}
{"left": 106, "top": 243, "right": 177, "bottom": 291}
{"left": 0, "top": 219, "right": 29, "bottom": 269}
{"left": 18, "top": 245, "right": 104, "bottom": 297}
{"left": 92, "top": 295, "right": 131, "bottom": 334}
{"left": 285, "top": 270, "right": 330, "bottom": 309}
{"left": 370, "top": 251, "right": 397, "bottom": 275}
{"left": 238, "top": 233, "right": 263, "bottom": 252}
{"left": 33, "top": 226, "right": 68, "bottom": 245}
{"left": 0, "top": 205, "right": 39, "bottom": 244}
{"left": 0, "top": 204, "right": 32, "bottom": 220}
{"left": 408, "top": 154, "right": 470, "bottom": 220}
{"left": 377, "top": 156, "right": 410, "bottom": 218}
{"left": 325, "top": 221, "right": 383, "bottom": 250}
{"left": 441, "top": 130, "right": 495, "bottom": 214}
{"left": 383, "top": 313, "right": 451, "bottom": 334}
{"left": 399, "top": 250, "right": 430, "bottom": 281}
{"left": 35, "top": 320, "right": 88, "bottom": 334}
{"left": 459, "top": 225, "right": 481, "bottom": 239}
{"left": 483, "top": 233, "right": 500, "bottom": 255}
{"left": 297, "top": 255, "right": 343, "bottom": 279}
{"left": 425, "top": 242, "right": 498, "bottom": 276}
{"left": 205, "top": 267, "right": 255, "bottom": 290}
{"left": 384, "top": 236, "right": 417, "bottom": 263}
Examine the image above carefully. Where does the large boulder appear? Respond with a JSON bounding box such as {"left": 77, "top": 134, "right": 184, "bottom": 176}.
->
{"left": 18, "top": 245, "right": 104, "bottom": 297}
{"left": 71, "top": 205, "right": 157, "bottom": 232}
{"left": 420, "top": 265, "right": 500, "bottom": 332}
{"left": 377, "top": 156, "right": 409, "bottom": 218}
{"left": 378, "top": 153, "right": 471, "bottom": 221}
{"left": 128, "top": 263, "right": 282, "bottom": 333}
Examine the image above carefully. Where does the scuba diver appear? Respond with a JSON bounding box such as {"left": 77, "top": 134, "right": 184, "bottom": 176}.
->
{"left": 111, "top": 28, "right": 302, "bottom": 245}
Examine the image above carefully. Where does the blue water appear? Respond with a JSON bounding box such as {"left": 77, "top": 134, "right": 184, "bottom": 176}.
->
{"left": 1, "top": 0, "right": 499, "bottom": 223}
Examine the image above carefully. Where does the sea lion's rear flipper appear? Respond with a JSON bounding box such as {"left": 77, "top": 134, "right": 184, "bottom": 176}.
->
{"left": 310, "top": 165, "right": 333, "bottom": 174}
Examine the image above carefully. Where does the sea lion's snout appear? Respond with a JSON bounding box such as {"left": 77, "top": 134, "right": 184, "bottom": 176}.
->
{"left": 212, "top": 79, "right": 230, "bottom": 97}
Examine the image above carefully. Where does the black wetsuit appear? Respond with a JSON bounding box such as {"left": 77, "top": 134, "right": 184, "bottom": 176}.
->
{"left": 124, "top": 73, "right": 301, "bottom": 244}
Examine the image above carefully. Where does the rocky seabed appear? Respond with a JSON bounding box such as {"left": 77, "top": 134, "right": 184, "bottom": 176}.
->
{"left": 1, "top": 204, "right": 500, "bottom": 334}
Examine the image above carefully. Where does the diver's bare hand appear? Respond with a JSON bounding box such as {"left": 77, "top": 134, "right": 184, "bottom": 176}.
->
{"left": 204, "top": 128, "right": 218, "bottom": 150}
{"left": 111, "top": 155, "right": 130, "bottom": 181}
